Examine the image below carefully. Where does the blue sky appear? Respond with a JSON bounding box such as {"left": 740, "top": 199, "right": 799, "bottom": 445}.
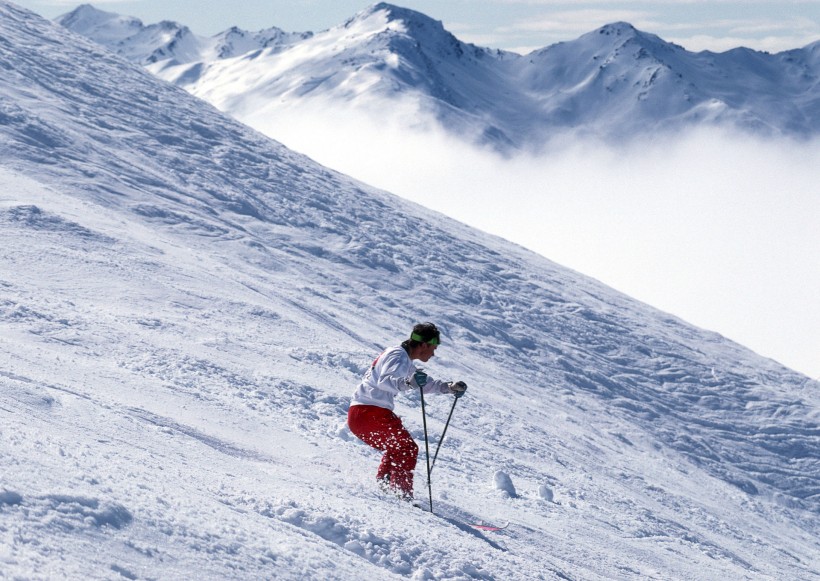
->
{"left": 15, "top": 0, "right": 820, "bottom": 53}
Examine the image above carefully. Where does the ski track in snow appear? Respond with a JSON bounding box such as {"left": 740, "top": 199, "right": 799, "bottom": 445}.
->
{"left": 1, "top": 3, "right": 819, "bottom": 579}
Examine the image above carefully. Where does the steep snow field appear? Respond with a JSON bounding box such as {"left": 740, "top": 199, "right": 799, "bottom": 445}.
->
{"left": 2, "top": 3, "right": 819, "bottom": 579}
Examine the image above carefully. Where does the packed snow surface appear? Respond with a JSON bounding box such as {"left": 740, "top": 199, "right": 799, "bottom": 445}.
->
{"left": 2, "top": 3, "right": 819, "bottom": 579}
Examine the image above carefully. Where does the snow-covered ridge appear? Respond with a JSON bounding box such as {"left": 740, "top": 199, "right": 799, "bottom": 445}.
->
{"left": 57, "top": 3, "right": 312, "bottom": 65}
{"left": 59, "top": 2, "right": 820, "bottom": 149}
{"left": 2, "top": 2, "right": 819, "bottom": 578}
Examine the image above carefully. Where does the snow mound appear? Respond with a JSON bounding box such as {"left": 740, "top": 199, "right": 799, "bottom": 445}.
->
{"left": 493, "top": 470, "right": 518, "bottom": 498}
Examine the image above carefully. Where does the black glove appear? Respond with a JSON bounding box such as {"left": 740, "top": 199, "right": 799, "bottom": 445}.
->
{"left": 413, "top": 369, "right": 428, "bottom": 388}
{"left": 449, "top": 381, "right": 467, "bottom": 398}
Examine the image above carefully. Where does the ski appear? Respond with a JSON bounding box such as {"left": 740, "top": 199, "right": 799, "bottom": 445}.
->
{"left": 418, "top": 504, "right": 510, "bottom": 532}
{"left": 467, "top": 521, "right": 509, "bottom": 532}
{"left": 406, "top": 497, "right": 509, "bottom": 533}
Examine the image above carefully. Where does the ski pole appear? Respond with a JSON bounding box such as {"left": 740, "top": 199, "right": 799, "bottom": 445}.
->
{"left": 419, "top": 385, "right": 434, "bottom": 513}
{"left": 430, "top": 396, "right": 458, "bottom": 474}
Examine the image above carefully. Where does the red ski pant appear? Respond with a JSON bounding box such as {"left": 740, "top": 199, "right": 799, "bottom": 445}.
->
{"left": 347, "top": 404, "right": 418, "bottom": 496}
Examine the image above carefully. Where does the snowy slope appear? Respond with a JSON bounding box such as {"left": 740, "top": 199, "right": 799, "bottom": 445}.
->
{"left": 59, "top": 3, "right": 820, "bottom": 150}
{"left": 2, "top": 3, "right": 819, "bottom": 579}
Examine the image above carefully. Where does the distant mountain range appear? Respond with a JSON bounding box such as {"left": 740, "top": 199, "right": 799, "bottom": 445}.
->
{"left": 59, "top": 2, "right": 820, "bottom": 150}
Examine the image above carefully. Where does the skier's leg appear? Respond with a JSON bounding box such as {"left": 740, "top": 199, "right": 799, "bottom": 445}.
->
{"left": 381, "top": 428, "right": 418, "bottom": 497}
{"left": 348, "top": 405, "right": 394, "bottom": 451}
{"left": 348, "top": 405, "right": 418, "bottom": 497}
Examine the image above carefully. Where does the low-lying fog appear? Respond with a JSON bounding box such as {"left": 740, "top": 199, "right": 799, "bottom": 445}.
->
{"left": 248, "top": 101, "right": 820, "bottom": 379}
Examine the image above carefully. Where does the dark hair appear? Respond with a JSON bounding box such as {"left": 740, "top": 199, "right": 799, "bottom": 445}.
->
{"left": 403, "top": 322, "right": 441, "bottom": 350}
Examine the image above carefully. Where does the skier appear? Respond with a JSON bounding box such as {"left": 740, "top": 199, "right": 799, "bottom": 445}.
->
{"left": 348, "top": 322, "right": 467, "bottom": 501}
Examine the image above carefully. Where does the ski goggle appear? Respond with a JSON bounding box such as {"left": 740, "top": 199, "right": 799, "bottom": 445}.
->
{"left": 411, "top": 332, "right": 440, "bottom": 345}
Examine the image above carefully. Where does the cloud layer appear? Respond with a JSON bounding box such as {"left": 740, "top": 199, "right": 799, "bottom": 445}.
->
{"left": 257, "top": 101, "right": 820, "bottom": 379}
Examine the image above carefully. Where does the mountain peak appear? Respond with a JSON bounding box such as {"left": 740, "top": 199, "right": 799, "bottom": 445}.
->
{"left": 56, "top": 3, "right": 143, "bottom": 41}
{"left": 596, "top": 21, "right": 638, "bottom": 35}
{"left": 365, "top": 2, "right": 434, "bottom": 22}
{"left": 586, "top": 21, "right": 674, "bottom": 50}
{"left": 58, "top": 3, "right": 110, "bottom": 21}
{"left": 343, "top": 2, "right": 471, "bottom": 59}
{"left": 346, "top": 2, "right": 446, "bottom": 34}
{"left": 57, "top": 3, "right": 137, "bottom": 27}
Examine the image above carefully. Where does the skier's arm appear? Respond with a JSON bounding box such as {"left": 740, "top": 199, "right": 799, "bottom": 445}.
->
{"left": 419, "top": 373, "right": 468, "bottom": 397}
{"left": 372, "top": 349, "right": 414, "bottom": 394}
{"left": 412, "top": 368, "right": 464, "bottom": 396}
{"left": 420, "top": 375, "right": 452, "bottom": 395}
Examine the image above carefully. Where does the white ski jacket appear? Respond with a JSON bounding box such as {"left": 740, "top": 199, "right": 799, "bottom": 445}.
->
{"left": 350, "top": 345, "right": 451, "bottom": 410}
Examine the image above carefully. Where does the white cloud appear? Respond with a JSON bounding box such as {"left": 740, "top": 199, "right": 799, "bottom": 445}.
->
{"left": 670, "top": 33, "right": 820, "bottom": 52}
{"left": 478, "top": 3, "right": 820, "bottom": 52}
{"left": 28, "top": 0, "right": 135, "bottom": 5}
{"left": 252, "top": 99, "right": 820, "bottom": 379}
{"left": 495, "top": 0, "right": 820, "bottom": 4}
{"left": 503, "top": 9, "right": 652, "bottom": 33}
{"left": 654, "top": 15, "right": 820, "bottom": 51}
